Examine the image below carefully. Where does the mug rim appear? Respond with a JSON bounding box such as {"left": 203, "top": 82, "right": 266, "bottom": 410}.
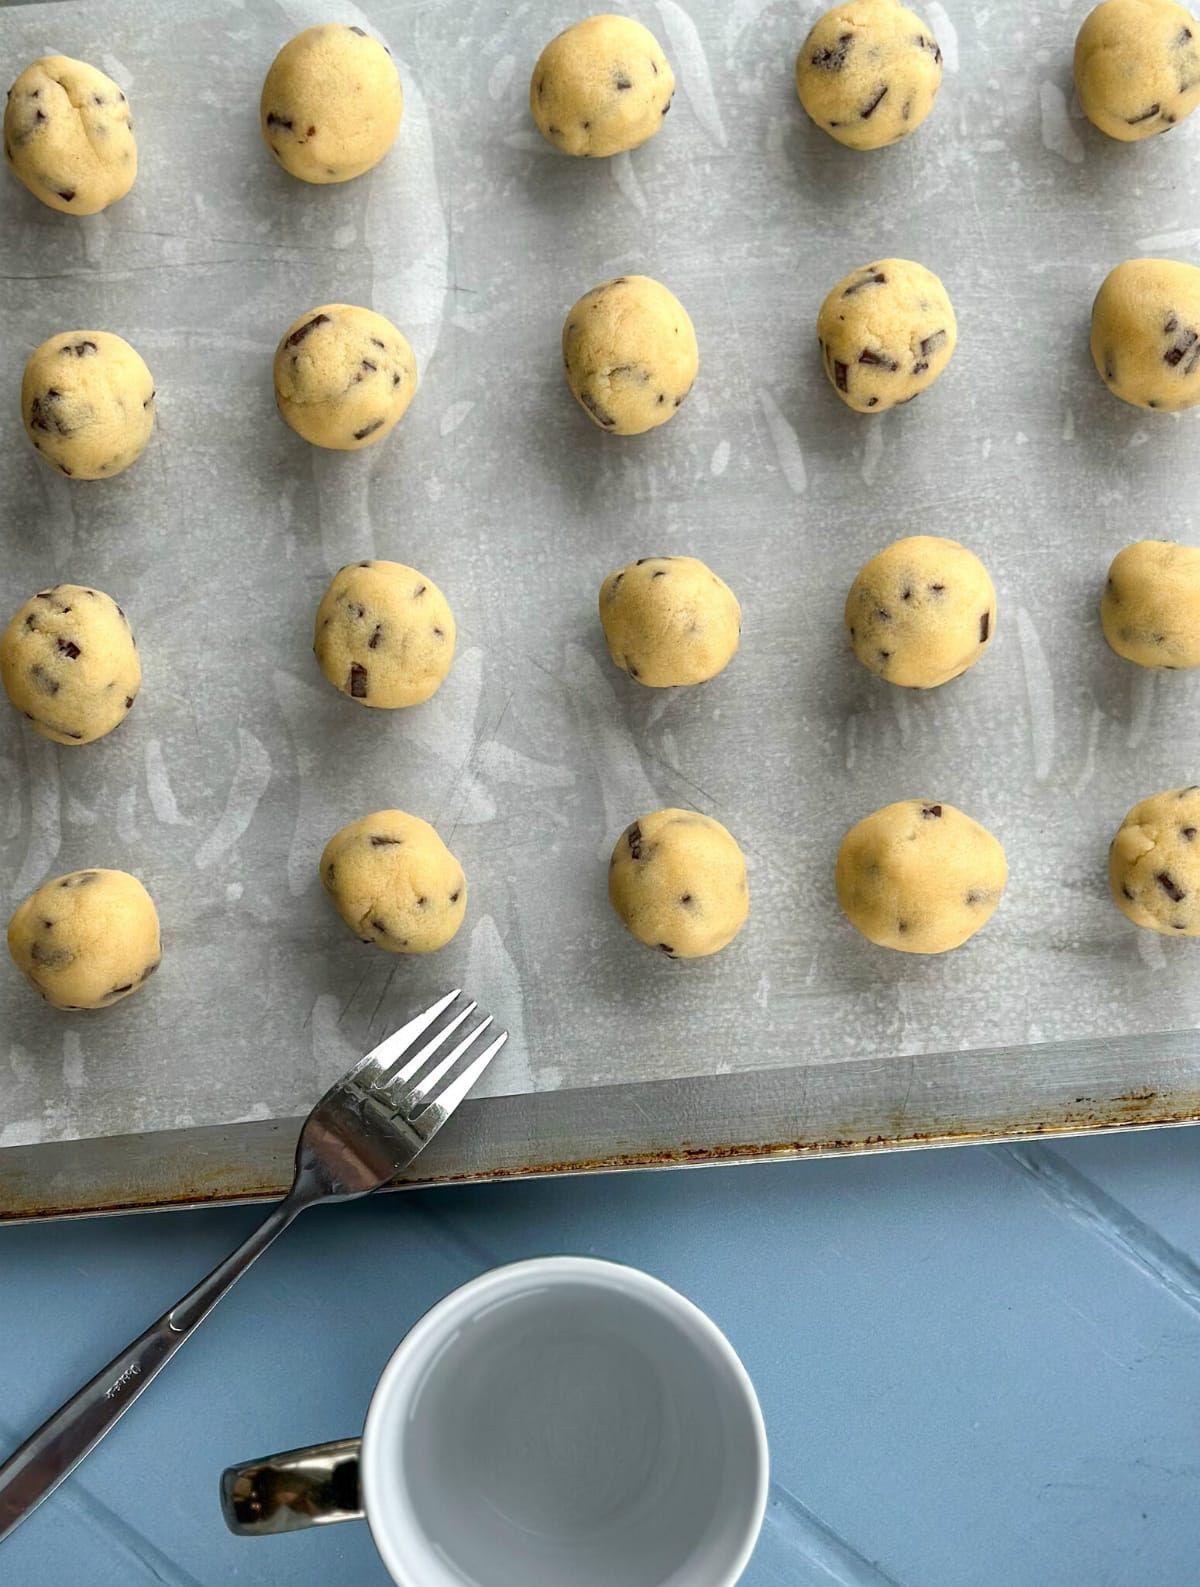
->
{"left": 361, "top": 1254, "right": 769, "bottom": 1587}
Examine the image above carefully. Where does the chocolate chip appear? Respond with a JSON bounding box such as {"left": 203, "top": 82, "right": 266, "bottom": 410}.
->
{"left": 626, "top": 659, "right": 640, "bottom": 678}
{"left": 30, "top": 664, "right": 59, "bottom": 696}
{"left": 922, "top": 804, "right": 943, "bottom": 818}
{"left": 614, "top": 74, "right": 632, "bottom": 90}
{"left": 919, "top": 330, "right": 947, "bottom": 358}
{"left": 107, "top": 983, "right": 133, "bottom": 996}
{"left": 901, "top": 588, "right": 913, "bottom": 602}
{"left": 866, "top": 397, "right": 879, "bottom": 407}
{"left": 60, "top": 340, "right": 97, "bottom": 357}
{"left": 1180, "top": 25, "right": 1193, "bottom": 41}
{"left": 30, "top": 942, "right": 73, "bottom": 968}
{"left": 915, "top": 33, "right": 943, "bottom": 64}
{"left": 1122, "top": 885, "right": 1135, "bottom": 901}
{"left": 348, "top": 24, "right": 367, "bottom": 34}
{"left": 812, "top": 32, "right": 853, "bottom": 69}
{"left": 368, "top": 624, "right": 383, "bottom": 649}
{"left": 651, "top": 569, "right": 667, "bottom": 579}
{"left": 1126, "top": 104, "right": 1161, "bottom": 124}
{"left": 125, "top": 695, "right": 134, "bottom": 709}
{"left": 1182, "top": 827, "right": 1197, "bottom": 840}
{"left": 1157, "top": 871, "right": 1185, "bottom": 902}
{"left": 392, "top": 373, "right": 401, "bottom": 386}
{"left": 57, "top": 638, "right": 81, "bottom": 659}
{"left": 416, "top": 896, "right": 428, "bottom": 908}
{"left": 627, "top": 822, "right": 644, "bottom": 860}
{"left": 1164, "top": 328, "right": 1199, "bottom": 368}
{"left": 661, "top": 99, "right": 672, "bottom": 115}
{"left": 657, "top": 943, "right": 676, "bottom": 956}
{"left": 1165, "top": 314, "right": 1179, "bottom": 334}
{"left": 370, "top": 834, "right": 402, "bottom": 848}
{"left": 348, "top": 663, "right": 368, "bottom": 699}
{"left": 371, "top": 918, "right": 389, "bottom": 935}
{"left": 842, "top": 271, "right": 888, "bottom": 297}
{"left": 450, "top": 889, "right": 461, "bottom": 903}
{"left": 610, "top": 571, "right": 625, "bottom": 597}
{"left": 859, "top": 349, "right": 899, "bottom": 370}
{"left": 680, "top": 893, "right": 694, "bottom": 905}
{"left": 860, "top": 85, "right": 888, "bottom": 119}
{"left": 901, "top": 99, "right": 913, "bottom": 120}
{"left": 930, "top": 583, "right": 945, "bottom": 593}
{"left": 306, "top": 125, "right": 316, "bottom": 137}
{"left": 414, "top": 584, "right": 426, "bottom": 598}
{"left": 286, "top": 313, "right": 330, "bottom": 347}
{"left": 433, "top": 626, "right": 445, "bottom": 638}
{"left": 580, "top": 389, "right": 617, "bottom": 427}
{"left": 57, "top": 188, "right": 75, "bottom": 202}
{"left": 980, "top": 611, "right": 990, "bottom": 643}
{"left": 833, "top": 360, "right": 850, "bottom": 392}
{"left": 353, "top": 418, "right": 384, "bottom": 440}
{"left": 876, "top": 607, "right": 892, "bottom": 621}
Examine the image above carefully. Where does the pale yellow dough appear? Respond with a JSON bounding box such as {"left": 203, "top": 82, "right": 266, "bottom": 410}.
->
{"left": 274, "top": 304, "right": 417, "bottom": 450}
{"left": 1, "top": 584, "right": 140, "bottom": 745}
{"left": 1110, "top": 787, "right": 1200, "bottom": 934}
{"left": 1102, "top": 540, "right": 1200, "bottom": 668}
{"left": 1091, "top": 258, "right": 1200, "bottom": 411}
{"left": 608, "top": 809, "right": 749, "bottom": 959}
{"left": 563, "top": 275, "right": 698, "bottom": 435}
{"left": 1074, "top": 0, "right": 1200, "bottom": 141}
{"left": 4, "top": 55, "right": 135, "bottom": 215}
{"left": 22, "top": 330, "right": 155, "bottom": 479}
{"left": 599, "top": 556, "right": 741, "bottom": 686}
{"left": 7, "top": 869, "right": 161, "bottom": 1010}
{"left": 796, "top": 0, "right": 943, "bottom": 150}
{"left": 315, "top": 560, "right": 454, "bottom": 709}
{"left": 845, "top": 536, "right": 995, "bottom": 688}
{"left": 261, "top": 23, "right": 402, "bottom": 183}
{"left": 531, "top": 14, "right": 674, "bottom": 156}
{"left": 836, "top": 800, "right": 1007, "bottom": 954}
{"left": 321, "top": 811, "right": 466, "bottom": 953}
{"left": 817, "top": 259, "right": 956, "bottom": 412}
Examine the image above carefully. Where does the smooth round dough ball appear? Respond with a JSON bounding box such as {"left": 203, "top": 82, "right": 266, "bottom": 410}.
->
{"left": 1102, "top": 540, "right": 1200, "bottom": 668}
{"left": 599, "top": 556, "right": 741, "bottom": 687}
{"left": 321, "top": 810, "right": 466, "bottom": 954}
{"left": 274, "top": 304, "right": 417, "bottom": 450}
{"left": 22, "top": 330, "right": 155, "bottom": 479}
{"left": 609, "top": 809, "right": 749, "bottom": 959}
{"left": 845, "top": 536, "right": 996, "bottom": 688}
{"left": 1091, "top": 258, "right": 1200, "bottom": 411}
{"left": 7, "top": 868, "right": 161, "bottom": 1010}
{"left": 796, "top": 0, "right": 943, "bottom": 150}
{"left": 1110, "top": 786, "right": 1200, "bottom": 934}
{"left": 1074, "top": 0, "right": 1200, "bottom": 141}
{"left": 261, "top": 23, "right": 402, "bottom": 184}
{"left": 563, "top": 275, "right": 698, "bottom": 435}
{"left": 836, "top": 800, "right": 1007, "bottom": 955}
{"left": 315, "top": 560, "right": 454, "bottom": 709}
{"left": 1, "top": 584, "right": 140, "bottom": 745}
{"left": 817, "top": 259, "right": 956, "bottom": 412}
{"left": 4, "top": 55, "right": 136, "bottom": 215}
{"left": 530, "top": 15, "right": 674, "bottom": 156}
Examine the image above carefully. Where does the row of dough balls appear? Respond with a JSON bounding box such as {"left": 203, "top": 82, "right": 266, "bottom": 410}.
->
{"left": 7, "top": 534, "right": 1196, "bottom": 746}
{"left": 18, "top": 251, "right": 1195, "bottom": 484}
{"left": 10, "top": 779, "right": 1200, "bottom": 1013}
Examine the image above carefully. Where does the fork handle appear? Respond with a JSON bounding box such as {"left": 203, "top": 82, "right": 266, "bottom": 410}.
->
{"left": 0, "top": 1192, "right": 305, "bottom": 1545}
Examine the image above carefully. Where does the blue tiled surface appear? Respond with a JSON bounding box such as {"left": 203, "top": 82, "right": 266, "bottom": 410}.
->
{"left": 2, "top": 1132, "right": 1200, "bottom": 1586}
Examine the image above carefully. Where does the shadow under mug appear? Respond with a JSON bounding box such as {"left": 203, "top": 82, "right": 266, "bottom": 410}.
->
{"left": 220, "top": 1256, "right": 769, "bottom": 1587}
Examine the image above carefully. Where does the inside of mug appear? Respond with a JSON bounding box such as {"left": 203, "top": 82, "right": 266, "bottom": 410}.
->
{"left": 367, "top": 1266, "right": 763, "bottom": 1587}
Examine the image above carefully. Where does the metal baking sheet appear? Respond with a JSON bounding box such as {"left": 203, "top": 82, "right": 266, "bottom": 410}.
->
{"left": 4, "top": 0, "right": 1200, "bottom": 1220}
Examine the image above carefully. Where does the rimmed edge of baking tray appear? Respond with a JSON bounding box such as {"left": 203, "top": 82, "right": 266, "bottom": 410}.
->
{"left": 3, "top": 1029, "right": 1199, "bottom": 1221}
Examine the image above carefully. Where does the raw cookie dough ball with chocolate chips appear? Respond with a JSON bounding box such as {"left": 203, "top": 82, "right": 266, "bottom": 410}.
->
{"left": 1074, "top": 0, "right": 1200, "bottom": 141}
{"left": 599, "top": 556, "right": 741, "bottom": 686}
{"left": 817, "top": 259, "right": 956, "bottom": 412}
{"left": 1101, "top": 540, "right": 1200, "bottom": 667}
{"left": 1110, "top": 786, "right": 1200, "bottom": 934}
{"left": 609, "top": 809, "right": 749, "bottom": 959}
{"left": 563, "top": 275, "right": 698, "bottom": 435}
{"left": 836, "top": 800, "right": 1007, "bottom": 955}
{"left": 530, "top": 14, "right": 674, "bottom": 156}
{"left": 1, "top": 583, "right": 140, "bottom": 744}
{"left": 22, "top": 330, "right": 155, "bottom": 479}
{"left": 7, "top": 868, "right": 161, "bottom": 1010}
{"left": 1091, "top": 258, "right": 1200, "bottom": 411}
{"left": 796, "top": 0, "right": 943, "bottom": 150}
{"left": 314, "top": 560, "right": 454, "bottom": 708}
{"left": 4, "top": 55, "right": 136, "bottom": 215}
{"left": 845, "top": 536, "right": 996, "bottom": 688}
{"left": 321, "top": 810, "right": 466, "bottom": 954}
{"left": 261, "top": 23, "right": 402, "bottom": 183}
{"left": 274, "top": 304, "right": 417, "bottom": 450}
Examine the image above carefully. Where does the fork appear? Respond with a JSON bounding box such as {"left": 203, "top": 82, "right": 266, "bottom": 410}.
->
{"left": 0, "top": 988, "right": 506, "bottom": 1545}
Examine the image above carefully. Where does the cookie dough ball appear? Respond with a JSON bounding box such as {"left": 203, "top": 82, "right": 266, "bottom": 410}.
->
{"left": 836, "top": 800, "right": 1007, "bottom": 955}
{"left": 796, "top": 0, "right": 943, "bottom": 150}
{"left": 563, "top": 275, "right": 698, "bottom": 435}
{"left": 845, "top": 536, "right": 995, "bottom": 688}
{"left": 274, "top": 304, "right": 417, "bottom": 450}
{"left": 1074, "top": 0, "right": 1200, "bottom": 141}
{"left": 531, "top": 15, "right": 675, "bottom": 157}
{"left": 321, "top": 811, "right": 466, "bottom": 953}
{"left": 1091, "top": 258, "right": 1200, "bottom": 411}
{"left": 7, "top": 869, "right": 161, "bottom": 1010}
{"left": 1110, "top": 786, "right": 1200, "bottom": 934}
{"left": 817, "top": 260, "right": 956, "bottom": 412}
{"left": 599, "top": 556, "right": 741, "bottom": 686}
{"left": 315, "top": 560, "right": 454, "bottom": 708}
{"left": 4, "top": 55, "right": 136, "bottom": 215}
{"left": 1, "top": 584, "right": 140, "bottom": 744}
{"left": 1101, "top": 540, "right": 1200, "bottom": 668}
{"left": 609, "top": 809, "right": 749, "bottom": 959}
{"left": 261, "top": 23, "right": 402, "bottom": 183}
{"left": 22, "top": 330, "right": 155, "bottom": 479}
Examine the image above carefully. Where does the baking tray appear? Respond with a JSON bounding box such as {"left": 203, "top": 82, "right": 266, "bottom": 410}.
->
{"left": 4, "top": 0, "right": 1200, "bottom": 1222}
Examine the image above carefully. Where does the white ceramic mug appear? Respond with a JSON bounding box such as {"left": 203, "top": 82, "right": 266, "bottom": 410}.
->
{"left": 221, "top": 1255, "right": 768, "bottom": 1587}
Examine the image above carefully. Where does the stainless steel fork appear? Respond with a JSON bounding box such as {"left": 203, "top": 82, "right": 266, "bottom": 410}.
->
{"left": 0, "top": 988, "right": 506, "bottom": 1545}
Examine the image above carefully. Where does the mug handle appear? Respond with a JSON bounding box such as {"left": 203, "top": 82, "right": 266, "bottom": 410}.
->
{"left": 220, "top": 1437, "right": 363, "bottom": 1534}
